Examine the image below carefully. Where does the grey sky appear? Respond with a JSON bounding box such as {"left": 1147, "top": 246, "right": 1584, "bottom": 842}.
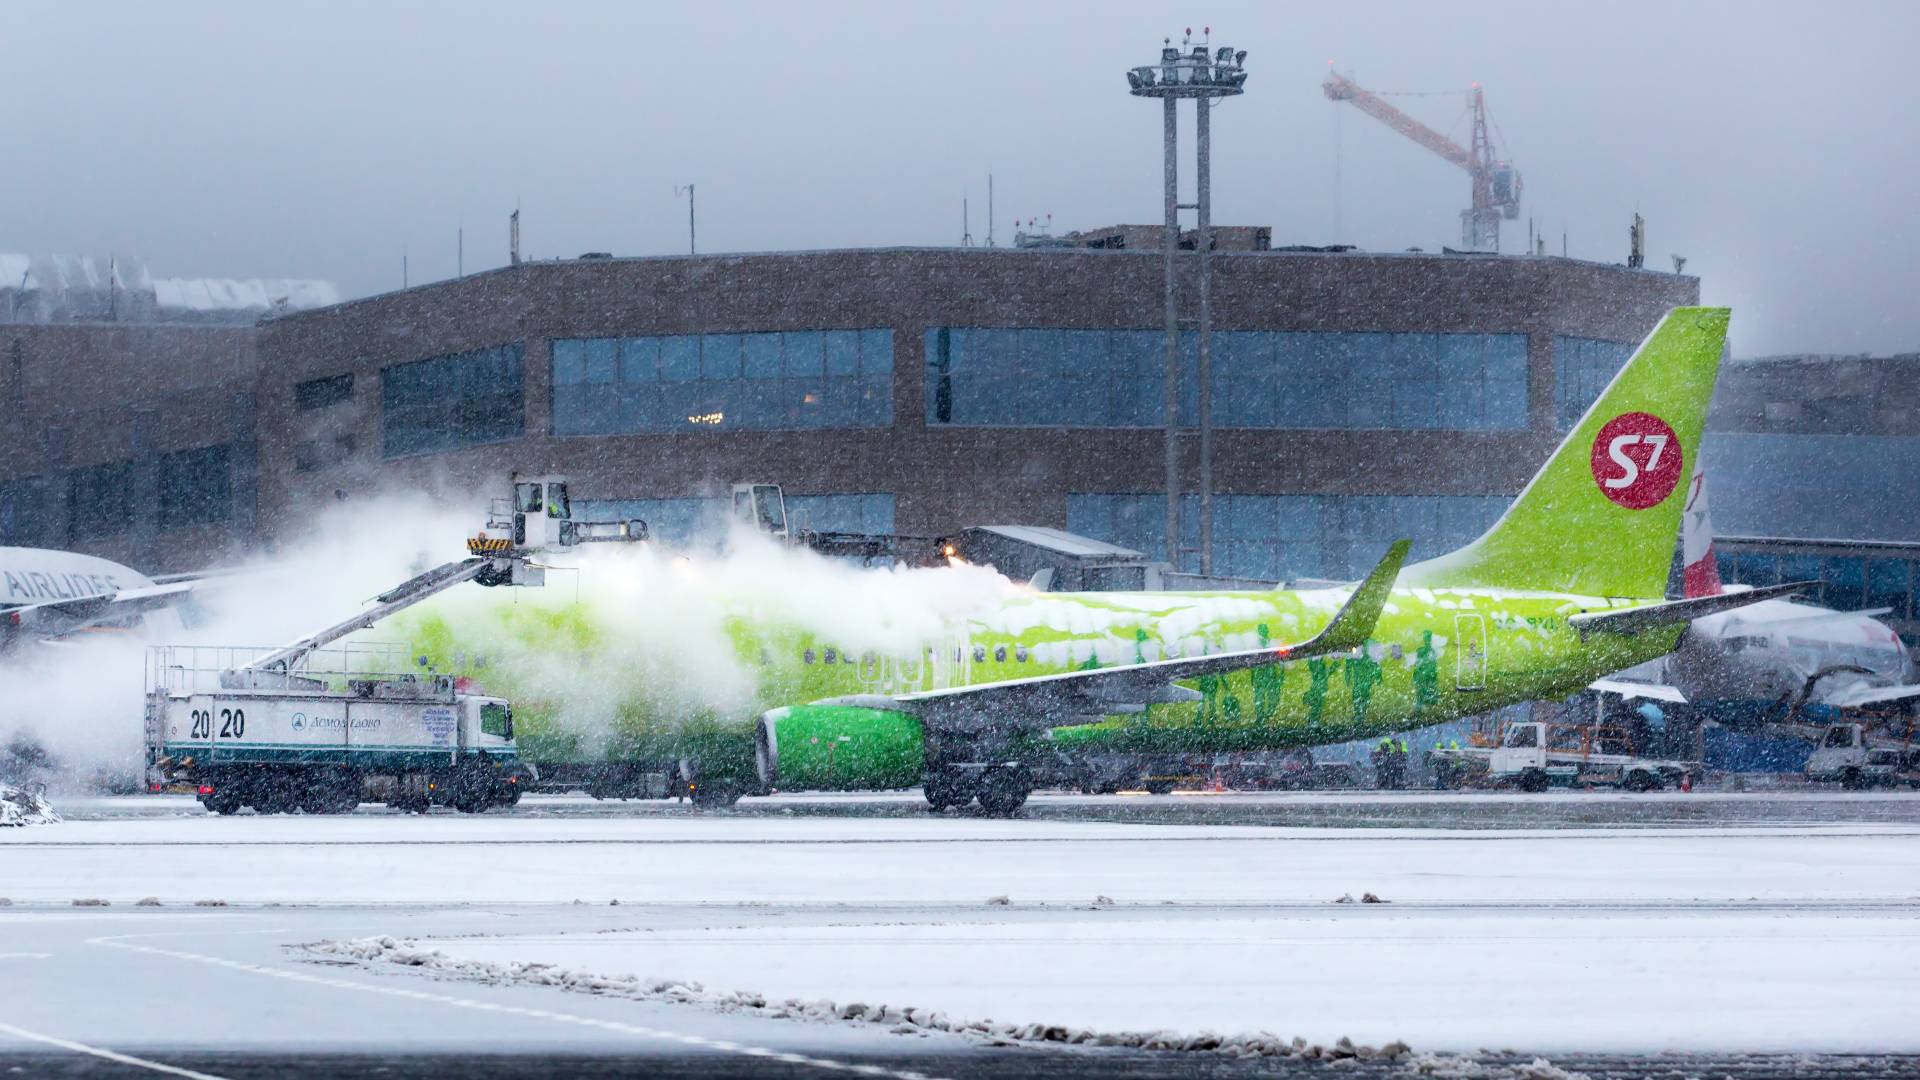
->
{"left": 9, "top": 1, "right": 1916, "bottom": 356}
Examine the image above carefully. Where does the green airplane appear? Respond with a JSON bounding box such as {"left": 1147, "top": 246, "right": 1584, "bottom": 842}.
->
{"left": 391, "top": 305, "right": 1795, "bottom": 814}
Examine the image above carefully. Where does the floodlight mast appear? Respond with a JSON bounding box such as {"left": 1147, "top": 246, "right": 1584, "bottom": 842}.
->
{"left": 1128, "top": 30, "right": 1247, "bottom": 578}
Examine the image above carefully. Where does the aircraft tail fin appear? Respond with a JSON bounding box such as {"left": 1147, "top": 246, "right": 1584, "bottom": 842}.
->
{"left": 1405, "top": 306, "right": 1730, "bottom": 599}
{"left": 1680, "top": 468, "right": 1724, "bottom": 598}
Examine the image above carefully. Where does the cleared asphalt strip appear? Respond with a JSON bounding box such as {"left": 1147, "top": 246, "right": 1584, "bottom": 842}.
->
{"left": 0, "top": 1021, "right": 233, "bottom": 1080}
{"left": 85, "top": 933, "right": 949, "bottom": 1080}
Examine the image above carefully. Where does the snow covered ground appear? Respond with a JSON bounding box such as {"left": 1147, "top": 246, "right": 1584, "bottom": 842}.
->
{"left": 413, "top": 905, "right": 1919, "bottom": 1054}
{"left": 5, "top": 797, "right": 1917, "bottom": 1059}
{"left": 4, "top": 810, "right": 1916, "bottom": 906}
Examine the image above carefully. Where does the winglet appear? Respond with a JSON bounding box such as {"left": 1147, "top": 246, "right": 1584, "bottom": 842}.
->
{"left": 1284, "top": 539, "right": 1409, "bottom": 658}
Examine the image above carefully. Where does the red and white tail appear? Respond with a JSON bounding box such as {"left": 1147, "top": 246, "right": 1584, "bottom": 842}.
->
{"left": 1680, "top": 468, "right": 1722, "bottom": 598}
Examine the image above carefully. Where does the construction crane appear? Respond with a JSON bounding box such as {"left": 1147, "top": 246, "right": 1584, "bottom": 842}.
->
{"left": 1323, "top": 70, "right": 1521, "bottom": 252}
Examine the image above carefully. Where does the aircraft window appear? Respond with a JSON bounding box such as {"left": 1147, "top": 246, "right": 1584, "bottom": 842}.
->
{"left": 1015, "top": 646, "right": 1029, "bottom": 663}
{"left": 972, "top": 646, "right": 986, "bottom": 663}
{"left": 758, "top": 647, "right": 771, "bottom": 666}
{"left": 803, "top": 649, "right": 815, "bottom": 665}
{"left": 994, "top": 645, "right": 1007, "bottom": 663}
{"left": 824, "top": 647, "right": 837, "bottom": 664}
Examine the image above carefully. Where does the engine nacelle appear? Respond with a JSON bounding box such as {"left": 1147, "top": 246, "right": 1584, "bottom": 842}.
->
{"left": 755, "top": 699, "right": 925, "bottom": 793}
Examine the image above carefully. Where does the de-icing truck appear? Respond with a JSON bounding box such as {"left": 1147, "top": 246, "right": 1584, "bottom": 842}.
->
{"left": 145, "top": 474, "right": 644, "bottom": 814}
{"left": 146, "top": 642, "right": 525, "bottom": 815}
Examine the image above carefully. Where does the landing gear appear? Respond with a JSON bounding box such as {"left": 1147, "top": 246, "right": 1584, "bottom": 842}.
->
{"left": 921, "top": 764, "right": 1031, "bottom": 817}
{"left": 688, "top": 781, "right": 743, "bottom": 808}
{"left": 976, "top": 766, "right": 1032, "bottom": 817}
{"left": 923, "top": 770, "right": 974, "bottom": 812}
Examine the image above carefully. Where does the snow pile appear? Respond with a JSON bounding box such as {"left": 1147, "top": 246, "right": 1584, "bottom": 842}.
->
{"left": 0, "top": 782, "right": 60, "bottom": 826}
{"left": 306, "top": 935, "right": 1411, "bottom": 1064}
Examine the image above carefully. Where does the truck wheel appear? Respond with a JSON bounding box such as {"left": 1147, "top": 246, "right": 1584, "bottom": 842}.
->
{"left": 1142, "top": 779, "right": 1174, "bottom": 795}
{"left": 1624, "top": 771, "right": 1659, "bottom": 793}
{"left": 203, "top": 786, "right": 244, "bottom": 816}
{"left": 251, "top": 775, "right": 298, "bottom": 815}
{"left": 1841, "top": 767, "right": 1864, "bottom": 790}
{"left": 1518, "top": 769, "right": 1550, "bottom": 793}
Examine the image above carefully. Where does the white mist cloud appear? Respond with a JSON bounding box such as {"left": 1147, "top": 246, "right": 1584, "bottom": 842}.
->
{"left": 0, "top": 503, "right": 1017, "bottom": 787}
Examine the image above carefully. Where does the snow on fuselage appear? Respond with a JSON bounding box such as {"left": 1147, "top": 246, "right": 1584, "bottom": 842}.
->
{"left": 1668, "top": 595, "right": 1913, "bottom": 705}
{"left": 0, "top": 546, "right": 153, "bottom": 608}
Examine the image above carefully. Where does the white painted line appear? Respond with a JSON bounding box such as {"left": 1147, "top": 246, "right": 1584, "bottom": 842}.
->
{"left": 0, "top": 952, "right": 54, "bottom": 959}
{"left": 0, "top": 1021, "right": 231, "bottom": 1079}
{"left": 87, "top": 934, "right": 946, "bottom": 1080}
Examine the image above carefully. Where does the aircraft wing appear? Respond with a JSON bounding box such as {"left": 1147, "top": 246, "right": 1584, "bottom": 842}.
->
{"left": 1568, "top": 581, "right": 1812, "bottom": 637}
{"left": 866, "top": 540, "right": 1409, "bottom": 735}
{"left": 2, "top": 581, "right": 198, "bottom": 638}
{"left": 1826, "top": 683, "right": 1920, "bottom": 710}
{"left": 1589, "top": 677, "right": 1688, "bottom": 704}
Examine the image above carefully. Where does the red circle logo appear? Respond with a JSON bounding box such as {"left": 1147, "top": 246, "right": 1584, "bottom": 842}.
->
{"left": 1590, "top": 412, "right": 1683, "bottom": 509}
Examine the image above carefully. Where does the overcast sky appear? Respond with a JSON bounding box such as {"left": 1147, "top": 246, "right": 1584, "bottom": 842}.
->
{"left": 8, "top": 1, "right": 1916, "bottom": 356}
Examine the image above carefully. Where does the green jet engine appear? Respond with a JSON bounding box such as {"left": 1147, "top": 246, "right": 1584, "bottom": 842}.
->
{"left": 755, "top": 700, "right": 926, "bottom": 792}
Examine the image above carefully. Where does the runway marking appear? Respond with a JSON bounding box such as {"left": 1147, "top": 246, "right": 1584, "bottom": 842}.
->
{"left": 86, "top": 933, "right": 948, "bottom": 1080}
{"left": 0, "top": 1021, "right": 231, "bottom": 1079}
{"left": 0, "top": 952, "right": 54, "bottom": 959}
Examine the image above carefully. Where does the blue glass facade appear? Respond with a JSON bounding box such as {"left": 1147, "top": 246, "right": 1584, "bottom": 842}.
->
{"left": 552, "top": 330, "right": 892, "bottom": 435}
{"left": 1553, "top": 336, "right": 1634, "bottom": 429}
{"left": 1068, "top": 493, "right": 1508, "bottom": 579}
{"left": 1701, "top": 433, "right": 1920, "bottom": 542}
{"left": 926, "top": 328, "right": 1528, "bottom": 431}
{"left": 1722, "top": 547, "right": 1919, "bottom": 624}
{"left": 381, "top": 344, "right": 524, "bottom": 457}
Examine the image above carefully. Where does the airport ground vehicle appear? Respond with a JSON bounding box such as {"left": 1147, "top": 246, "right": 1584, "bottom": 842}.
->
{"left": 1488, "top": 721, "right": 1696, "bottom": 792}
{"left": 1803, "top": 723, "right": 1909, "bottom": 789}
{"left": 143, "top": 475, "right": 639, "bottom": 814}
{"left": 146, "top": 644, "right": 524, "bottom": 814}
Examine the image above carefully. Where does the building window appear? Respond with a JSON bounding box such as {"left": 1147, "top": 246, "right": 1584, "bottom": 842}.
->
{"left": 157, "top": 444, "right": 231, "bottom": 529}
{"left": 927, "top": 328, "right": 1527, "bottom": 431}
{"left": 551, "top": 329, "right": 892, "bottom": 435}
{"left": 1068, "top": 492, "right": 1509, "bottom": 578}
{"left": 1553, "top": 337, "right": 1635, "bottom": 430}
{"left": 294, "top": 373, "right": 355, "bottom": 412}
{"left": 381, "top": 344, "right": 524, "bottom": 458}
{"left": 0, "top": 477, "right": 48, "bottom": 546}
{"left": 574, "top": 492, "right": 895, "bottom": 550}
{"left": 783, "top": 493, "right": 894, "bottom": 535}
{"left": 293, "top": 434, "right": 357, "bottom": 474}
{"left": 66, "top": 461, "right": 133, "bottom": 542}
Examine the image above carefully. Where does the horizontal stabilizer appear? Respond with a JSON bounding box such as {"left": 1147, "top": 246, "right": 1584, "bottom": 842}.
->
{"left": 1590, "top": 677, "right": 1688, "bottom": 704}
{"left": 1568, "top": 581, "right": 1810, "bottom": 637}
{"left": 1827, "top": 683, "right": 1920, "bottom": 710}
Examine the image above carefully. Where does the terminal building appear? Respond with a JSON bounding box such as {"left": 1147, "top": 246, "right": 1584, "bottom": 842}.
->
{"left": 249, "top": 243, "right": 1691, "bottom": 583}
{"left": 1, "top": 238, "right": 1913, "bottom": 646}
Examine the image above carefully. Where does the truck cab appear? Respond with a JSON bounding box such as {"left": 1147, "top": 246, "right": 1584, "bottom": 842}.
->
{"left": 1805, "top": 723, "right": 1896, "bottom": 788}
{"left": 731, "top": 483, "right": 789, "bottom": 538}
